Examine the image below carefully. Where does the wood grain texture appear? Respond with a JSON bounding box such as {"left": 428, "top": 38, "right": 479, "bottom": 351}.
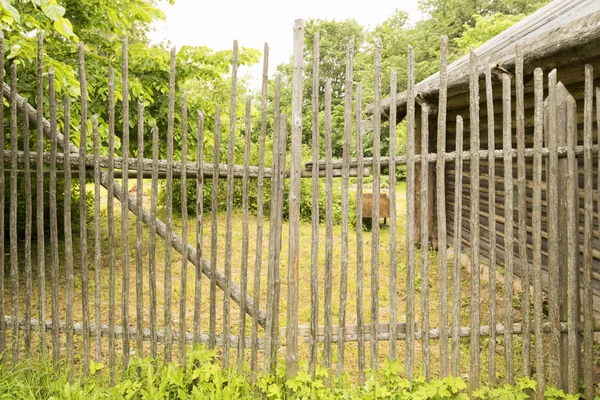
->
{"left": 179, "top": 94, "right": 189, "bottom": 365}
{"left": 121, "top": 39, "right": 131, "bottom": 367}
{"left": 78, "top": 42, "right": 90, "bottom": 374}
{"left": 49, "top": 68, "right": 60, "bottom": 369}
{"left": 23, "top": 96, "right": 32, "bottom": 357}
{"left": 92, "top": 116, "right": 102, "bottom": 361}
{"left": 451, "top": 116, "right": 463, "bottom": 377}
{"left": 309, "top": 33, "right": 320, "bottom": 378}
{"left": 107, "top": 65, "right": 116, "bottom": 380}
{"left": 149, "top": 125, "right": 159, "bottom": 358}
{"left": 355, "top": 83, "right": 366, "bottom": 384}
{"left": 324, "top": 79, "right": 333, "bottom": 374}
{"left": 194, "top": 111, "right": 204, "bottom": 345}
{"left": 223, "top": 41, "right": 238, "bottom": 368}
{"left": 405, "top": 45, "right": 416, "bottom": 379}
{"left": 388, "top": 67, "right": 398, "bottom": 362}
{"left": 420, "top": 102, "right": 430, "bottom": 380}
{"left": 209, "top": 107, "right": 221, "bottom": 349}
{"left": 63, "top": 95, "right": 74, "bottom": 378}
{"left": 35, "top": 33, "right": 45, "bottom": 358}
{"left": 135, "top": 101, "right": 144, "bottom": 357}
{"left": 436, "top": 36, "right": 449, "bottom": 376}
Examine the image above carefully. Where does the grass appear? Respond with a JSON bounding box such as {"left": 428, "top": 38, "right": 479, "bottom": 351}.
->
{"left": 0, "top": 179, "right": 585, "bottom": 387}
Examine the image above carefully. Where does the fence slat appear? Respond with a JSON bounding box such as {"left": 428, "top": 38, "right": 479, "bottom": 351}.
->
{"left": 484, "top": 67, "right": 496, "bottom": 384}
{"left": 388, "top": 68, "right": 398, "bottom": 362}
{"left": 405, "top": 45, "right": 416, "bottom": 379}
{"left": 107, "top": 65, "right": 117, "bottom": 380}
{"left": 35, "top": 33, "right": 45, "bottom": 358}
{"left": 264, "top": 76, "right": 281, "bottom": 372}
{"left": 49, "top": 68, "right": 60, "bottom": 369}
{"left": 583, "top": 68, "right": 595, "bottom": 400}
{"left": 370, "top": 38, "right": 382, "bottom": 372}
{"left": 515, "top": 44, "right": 530, "bottom": 379}
{"left": 0, "top": 31, "right": 5, "bottom": 358}
{"left": 194, "top": 111, "right": 204, "bottom": 345}
{"left": 92, "top": 116, "right": 102, "bottom": 361}
{"left": 451, "top": 116, "right": 463, "bottom": 376}
{"left": 502, "top": 73, "right": 514, "bottom": 384}
{"left": 78, "top": 42, "right": 90, "bottom": 374}
{"left": 420, "top": 102, "right": 430, "bottom": 380}
{"left": 237, "top": 97, "right": 252, "bottom": 373}
{"left": 287, "top": 19, "right": 304, "bottom": 379}
{"left": 135, "top": 101, "right": 144, "bottom": 357}
{"left": 209, "top": 107, "right": 221, "bottom": 349}
{"left": 547, "top": 69, "right": 560, "bottom": 386}
{"left": 223, "top": 41, "right": 239, "bottom": 369}
{"left": 337, "top": 39, "right": 353, "bottom": 375}
{"left": 309, "top": 33, "right": 320, "bottom": 378}
{"left": 532, "top": 68, "right": 545, "bottom": 399}
{"left": 468, "top": 49, "right": 481, "bottom": 391}
{"left": 9, "top": 63, "right": 20, "bottom": 365}
{"left": 250, "top": 43, "right": 268, "bottom": 378}
{"left": 179, "top": 94, "right": 189, "bottom": 364}
{"left": 355, "top": 83, "right": 366, "bottom": 384}
{"left": 436, "top": 36, "right": 449, "bottom": 376}
{"left": 63, "top": 95, "right": 74, "bottom": 378}
{"left": 149, "top": 124, "right": 159, "bottom": 358}
{"left": 164, "top": 47, "right": 176, "bottom": 363}
{"left": 324, "top": 79, "right": 333, "bottom": 374}
{"left": 121, "top": 39, "right": 131, "bottom": 367}
{"left": 23, "top": 93, "right": 32, "bottom": 356}
{"left": 565, "top": 91, "right": 579, "bottom": 395}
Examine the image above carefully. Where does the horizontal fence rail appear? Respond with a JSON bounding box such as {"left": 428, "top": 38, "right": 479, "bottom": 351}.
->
{"left": 0, "top": 20, "right": 598, "bottom": 397}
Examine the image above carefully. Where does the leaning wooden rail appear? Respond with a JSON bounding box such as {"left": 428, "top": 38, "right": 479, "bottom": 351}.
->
{"left": 305, "top": 144, "right": 600, "bottom": 171}
{"left": 5, "top": 150, "right": 370, "bottom": 179}
{"left": 2, "top": 80, "right": 268, "bottom": 329}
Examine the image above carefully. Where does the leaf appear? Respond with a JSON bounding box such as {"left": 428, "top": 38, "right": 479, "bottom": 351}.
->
{"left": 54, "top": 18, "right": 77, "bottom": 39}
{"left": 7, "top": 44, "right": 21, "bottom": 59}
{"left": 0, "top": 0, "right": 20, "bottom": 24}
{"left": 42, "top": 3, "right": 65, "bottom": 21}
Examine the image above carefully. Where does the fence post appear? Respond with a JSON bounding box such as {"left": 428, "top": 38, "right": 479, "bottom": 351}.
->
{"left": 286, "top": 18, "right": 304, "bottom": 380}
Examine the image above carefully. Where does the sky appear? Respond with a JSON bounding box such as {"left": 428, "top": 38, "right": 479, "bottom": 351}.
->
{"left": 148, "top": 0, "right": 423, "bottom": 87}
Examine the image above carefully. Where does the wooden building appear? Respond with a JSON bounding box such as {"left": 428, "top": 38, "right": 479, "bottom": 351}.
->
{"left": 363, "top": 0, "right": 600, "bottom": 318}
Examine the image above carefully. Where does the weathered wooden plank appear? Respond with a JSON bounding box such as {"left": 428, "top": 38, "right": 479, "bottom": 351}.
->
{"left": 309, "top": 34, "right": 320, "bottom": 378}
{"left": 223, "top": 41, "right": 238, "bottom": 369}
{"left": 338, "top": 39, "right": 353, "bottom": 375}
{"left": 484, "top": 67, "right": 496, "bottom": 384}
{"left": 420, "top": 102, "right": 430, "bottom": 380}
{"left": 388, "top": 66, "right": 399, "bottom": 363}
{"left": 532, "top": 68, "right": 545, "bottom": 399}
{"left": 121, "top": 38, "right": 131, "bottom": 367}
{"left": 164, "top": 47, "right": 176, "bottom": 363}
{"left": 566, "top": 91, "right": 579, "bottom": 395}
{"left": 35, "top": 33, "right": 45, "bottom": 358}
{"left": 515, "top": 45, "right": 530, "bottom": 379}
{"left": 405, "top": 45, "right": 416, "bottom": 379}
{"left": 286, "top": 20, "right": 304, "bottom": 380}
{"left": 451, "top": 116, "right": 464, "bottom": 377}
{"left": 355, "top": 82, "right": 366, "bottom": 384}
{"left": 250, "top": 43, "right": 268, "bottom": 378}
{"left": 324, "top": 79, "right": 334, "bottom": 373}
{"left": 0, "top": 31, "right": 6, "bottom": 358}
{"left": 237, "top": 97, "right": 252, "bottom": 373}
{"left": 468, "top": 49, "right": 481, "bottom": 391}
{"left": 149, "top": 125, "right": 159, "bottom": 358}
{"left": 49, "top": 68, "right": 60, "bottom": 369}
{"left": 547, "top": 69, "right": 560, "bottom": 387}
{"left": 92, "top": 116, "right": 102, "bottom": 361}
{"left": 370, "top": 38, "right": 382, "bottom": 372}
{"left": 78, "top": 42, "right": 90, "bottom": 374}
{"left": 9, "top": 63, "right": 19, "bottom": 365}
{"left": 194, "top": 111, "right": 204, "bottom": 345}
{"left": 63, "top": 95, "right": 75, "bottom": 379}
{"left": 23, "top": 96, "right": 32, "bottom": 357}
{"left": 209, "top": 107, "right": 221, "bottom": 349}
{"left": 107, "top": 65, "right": 117, "bottom": 380}
{"left": 135, "top": 101, "right": 144, "bottom": 357}
{"left": 502, "top": 73, "right": 514, "bottom": 384}
{"left": 436, "top": 36, "right": 449, "bottom": 377}
{"left": 583, "top": 70, "right": 595, "bottom": 399}
{"left": 179, "top": 94, "right": 189, "bottom": 365}
{"left": 264, "top": 76, "right": 281, "bottom": 373}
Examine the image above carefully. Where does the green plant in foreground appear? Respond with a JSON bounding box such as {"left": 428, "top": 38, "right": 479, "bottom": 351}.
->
{"left": 0, "top": 346, "right": 594, "bottom": 399}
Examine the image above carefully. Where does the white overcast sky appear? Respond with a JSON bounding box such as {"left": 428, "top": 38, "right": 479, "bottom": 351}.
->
{"left": 149, "top": 0, "right": 423, "bottom": 87}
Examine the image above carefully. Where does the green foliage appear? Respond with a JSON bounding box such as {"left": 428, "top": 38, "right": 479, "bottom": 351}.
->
{"left": 0, "top": 350, "right": 589, "bottom": 399}
{"left": 455, "top": 13, "right": 527, "bottom": 53}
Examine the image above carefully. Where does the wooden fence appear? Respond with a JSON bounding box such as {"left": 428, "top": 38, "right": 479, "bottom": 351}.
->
{"left": 0, "top": 19, "right": 598, "bottom": 397}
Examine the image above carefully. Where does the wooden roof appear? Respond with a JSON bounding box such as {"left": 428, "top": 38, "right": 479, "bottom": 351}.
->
{"left": 363, "top": 0, "right": 600, "bottom": 132}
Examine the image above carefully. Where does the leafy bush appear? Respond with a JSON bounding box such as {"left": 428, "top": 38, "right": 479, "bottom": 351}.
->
{"left": 0, "top": 346, "right": 589, "bottom": 399}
